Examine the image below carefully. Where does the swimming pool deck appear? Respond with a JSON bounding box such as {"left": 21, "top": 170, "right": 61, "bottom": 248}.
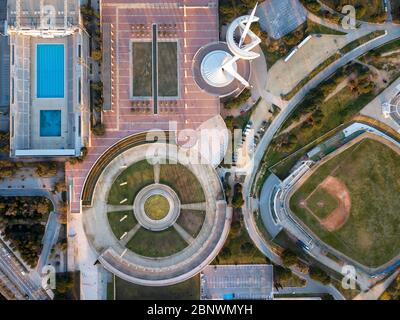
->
{"left": 30, "top": 37, "right": 71, "bottom": 150}
{"left": 9, "top": 30, "right": 88, "bottom": 156}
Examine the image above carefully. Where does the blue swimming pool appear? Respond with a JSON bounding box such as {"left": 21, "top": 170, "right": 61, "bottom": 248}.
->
{"left": 40, "top": 110, "right": 61, "bottom": 137}
{"left": 37, "top": 44, "right": 64, "bottom": 98}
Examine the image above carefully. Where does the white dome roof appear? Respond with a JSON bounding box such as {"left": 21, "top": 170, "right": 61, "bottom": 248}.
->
{"left": 200, "top": 50, "right": 237, "bottom": 87}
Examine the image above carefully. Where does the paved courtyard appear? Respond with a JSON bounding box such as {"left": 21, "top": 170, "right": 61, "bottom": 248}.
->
{"left": 66, "top": 0, "right": 222, "bottom": 213}
{"left": 200, "top": 264, "right": 274, "bottom": 300}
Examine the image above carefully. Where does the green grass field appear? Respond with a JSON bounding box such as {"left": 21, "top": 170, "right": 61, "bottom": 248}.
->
{"left": 176, "top": 210, "right": 205, "bottom": 237}
{"left": 144, "top": 195, "right": 170, "bottom": 220}
{"left": 290, "top": 138, "right": 400, "bottom": 267}
{"left": 158, "top": 41, "right": 178, "bottom": 97}
{"left": 126, "top": 227, "right": 188, "bottom": 257}
{"left": 107, "top": 160, "right": 154, "bottom": 205}
{"left": 159, "top": 164, "right": 205, "bottom": 204}
{"left": 131, "top": 42, "right": 152, "bottom": 97}
{"left": 107, "top": 211, "right": 137, "bottom": 239}
{"left": 306, "top": 187, "right": 339, "bottom": 219}
{"left": 109, "top": 275, "right": 199, "bottom": 300}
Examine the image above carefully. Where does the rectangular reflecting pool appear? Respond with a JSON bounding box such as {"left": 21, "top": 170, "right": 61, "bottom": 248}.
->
{"left": 40, "top": 110, "right": 61, "bottom": 137}
{"left": 36, "top": 44, "right": 64, "bottom": 98}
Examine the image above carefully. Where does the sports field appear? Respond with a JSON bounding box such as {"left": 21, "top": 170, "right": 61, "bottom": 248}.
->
{"left": 290, "top": 137, "right": 400, "bottom": 267}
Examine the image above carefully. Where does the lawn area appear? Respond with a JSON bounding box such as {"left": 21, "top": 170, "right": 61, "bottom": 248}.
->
{"left": 107, "top": 211, "right": 137, "bottom": 239}
{"left": 107, "top": 160, "right": 154, "bottom": 205}
{"left": 159, "top": 164, "right": 205, "bottom": 204}
{"left": 158, "top": 41, "right": 178, "bottom": 97}
{"left": 214, "top": 216, "right": 266, "bottom": 265}
{"left": 306, "top": 187, "right": 339, "bottom": 219}
{"left": 290, "top": 138, "right": 400, "bottom": 267}
{"left": 126, "top": 227, "right": 188, "bottom": 257}
{"left": 132, "top": 42, "right": 152, "bottom": 97}
{"left": 321, "top": 0, "right": 386, "bottom": 22}
{"left": 144, "top": 195, "right": 170, "bottom": 220}
{"left": 176, "top": 210, "right": 205, "bottom": 237}
{"left": 306, "top": 19, "right": 346, "bottom": 35}
{"left": 109, "top": 275, "right": 199, "bottom": 300}
{"left": 282, "top": 52, "right": 341, "bottom": 100}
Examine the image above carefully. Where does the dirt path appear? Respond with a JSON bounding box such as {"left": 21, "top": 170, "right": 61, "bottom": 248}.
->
{"left": 324, "top": 78, "right": 349, "bottom": 102}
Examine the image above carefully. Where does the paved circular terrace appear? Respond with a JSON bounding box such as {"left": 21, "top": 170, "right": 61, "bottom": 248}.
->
{"left": 385, "top": 93, "right": 400, "bottom": 125}
{"left": 82, "top": 142, "right": 230, "bottom": 286}
{"left": 134, "top": 184, "right": 180, "bottom": 231}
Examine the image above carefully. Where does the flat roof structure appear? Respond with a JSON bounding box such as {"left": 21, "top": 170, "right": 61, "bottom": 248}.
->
{"left": 7, "top": 0, "right": 90, "bottom": 157}
{"left": 257, "top": 0, "right": 306, "bottom": 40}
{"left": 7, "top": 0, "right": 79, "bottom": 35}
{"left": 66, "top": 0, "right": 222, "bottom": 213}
{"left": 200, "top": 265, "right": 274, "bottom": 300}
{"left": 0, "top": 0, "right": 9, "bottom": 109}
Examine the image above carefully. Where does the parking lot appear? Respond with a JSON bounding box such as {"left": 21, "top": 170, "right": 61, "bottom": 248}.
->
{"left": 200, "top": 264, "right": 274, "bottom": 300}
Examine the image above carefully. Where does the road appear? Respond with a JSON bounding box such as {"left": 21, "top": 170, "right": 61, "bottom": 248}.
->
{"left": 241, "top": 10, "right": 400, "bottom": 299}
{"left": 0, "top": 239, "right": 48, "bottom": 300}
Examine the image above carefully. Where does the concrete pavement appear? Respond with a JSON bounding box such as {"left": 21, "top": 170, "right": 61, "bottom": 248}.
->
{"left": 259, "top": 174, "right": 282, "bottom": 238}
{"left": 36, "top": 211, "right": 61, "bottom": 273}
{"left": 354, "top": 269, "right": 400, "bottom": 300}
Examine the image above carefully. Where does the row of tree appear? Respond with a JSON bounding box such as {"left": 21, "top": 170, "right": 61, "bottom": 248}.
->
{"left": 0, "top": 196, "right": 52, "bottom": 267}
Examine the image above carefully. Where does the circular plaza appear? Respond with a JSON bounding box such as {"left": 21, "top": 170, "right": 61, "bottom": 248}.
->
{"left": 82, "top": 139, "right": 230, "bottom": 286}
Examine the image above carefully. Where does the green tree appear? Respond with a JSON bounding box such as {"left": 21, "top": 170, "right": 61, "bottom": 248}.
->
{"left": 309, "top": 266, "right": 331, "bottom": 285}
{"left": 281, "top": 249, "right": 298, "bottom": 267}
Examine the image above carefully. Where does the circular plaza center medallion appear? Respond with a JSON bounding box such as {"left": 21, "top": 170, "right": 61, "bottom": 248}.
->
{"left": 144, "top": 194, "right": 170, "bottom": 220}
{"left": 133, "top": 184, "right": 181, "bottom": 231}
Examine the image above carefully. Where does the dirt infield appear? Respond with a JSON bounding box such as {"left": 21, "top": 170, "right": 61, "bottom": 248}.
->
{"left": 318, "top": 176, "right": 351, "bottom": 232}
